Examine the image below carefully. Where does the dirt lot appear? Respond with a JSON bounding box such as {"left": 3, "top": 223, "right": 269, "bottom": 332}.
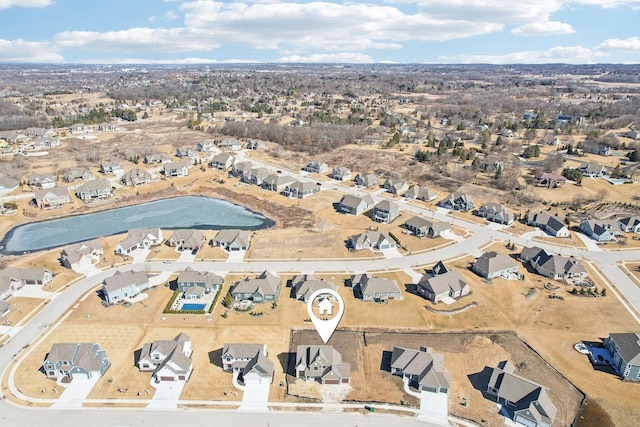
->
{"left": 288, "top": 330, "right": 582, "bottom": 427}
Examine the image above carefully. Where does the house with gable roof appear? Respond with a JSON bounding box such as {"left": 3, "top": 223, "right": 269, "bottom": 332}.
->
{"left": 472, "top": 251, "right": 519, "bottom": 279}
{"left": 138, "top": 333, "right": 193, "bottom": 382}
{"left": 295, "top": 345, "right": 350, "bottom": 384}
{"left": 577, "top": 162, "right": 607, "bottom": 178}
{"left": 283, "top": 180, "right": 320, "bottom": 199}
{"left": 290, "top": 276, "right": 338, "bottom": 302}
{"left": 404, "top": 185, "right": 437, "bottom": 202}
{"left": 63, "top": 167, "right": 95, "bottom": 183}
{"left": 76, "top": 179, "right": 113, "bottom": 201}
{"left": 528, "top": 212, "right": 569, "bottom": 238}
{"left": 177, "top": 267, "right": 223, "bottom": 297}
{"left": 372, "top": 200, "right": 399, "bottom": 223}
{"left": 519, "top": 247, "right": 587, "bottom": 281}
{"left": 102, "top": 270, "right": 150, "bottom": 305}
{"left": 579, "top": 219, "right": 622, "bottom": 242}
{"left": 0, "top": 267, "right": 53, "bottom": 300}
{"left": 34, "top": 187, "right": 71, "bottom": 209}
{"left": 476, "top": 203, "right": 515, "bottom": 225}
{"left": 221, "top": 343, "right": 274, "bottom": 384}
{"left": 618, "top": 216, "right": 640, "bottom": 233}
{"left": 486, "top": 360, "right": 557, "bottom": 427}
{"left": 162, "top": 161, "right": 191, "bottom": 177}
{"left": 42, "top": 342, "right": 110, "bottom": 381}
{"left": 330, "top": 166, "right": 351, "bottom": 181}
{"left": 404, "top": 216, "right": 450, "bottom": 238}
{"left": 231, "top": 271, "right": 280, "bottom": 303}
{"left": 348, "top": 231, "right": 396, "bottom": 251}
{"left": 211, "top": 229, "right": 250, "bottom": 251}
{"left": 337, "top": 194, "right": 374, "bottom": 215}
{"left": 354, "top": 172, "right": 379, "bottom": 188}
{"left": 28, "top": 173, "right": 57, "bottom": 189}
{"left": 390, "top": 346, "right": 450, "bottom": 393}
{"left": 122, "top": 168, "right": 152, "bottom": 186}
{"left": 351, "top": 273, "right": 402, "bottom": 302}
{"left": 302, "top": 161, "right": 328, "bottom": 174}
{"left": 438, "top": 191, "right": 474, "bottom": 211}
{"left": 417, "top": 264, "right": 469, "bottom": 304}
{"left": 604, "top": 333, "right": 640, "bottom": 381}
{"left": 60, "top": 239, "right": 103, "bottom": 271}
{"left": 231, "top": 161, "right": 253, "bottom": 181}
{"left": 167, "top": 229, "right": 206, "bottom": 252}
{"left": 115, "top": 228, "right": 163, "bottom": 254}
{"left": 209, "top": 152, "right": 236, "bottom": 170}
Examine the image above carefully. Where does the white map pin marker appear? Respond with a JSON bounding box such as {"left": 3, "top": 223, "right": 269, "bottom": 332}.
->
{"left": 307, "top": 288, "right": 344, "bottom": 344}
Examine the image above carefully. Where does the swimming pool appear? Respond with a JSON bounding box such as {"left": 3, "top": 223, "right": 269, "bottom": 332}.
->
{"left": 181, "top": 303, "right": 206, "bottom": 311}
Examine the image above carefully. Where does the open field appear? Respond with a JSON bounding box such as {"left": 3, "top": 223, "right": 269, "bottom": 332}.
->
{"left": 1, "top": 296, "right": 44, "bottom": 326}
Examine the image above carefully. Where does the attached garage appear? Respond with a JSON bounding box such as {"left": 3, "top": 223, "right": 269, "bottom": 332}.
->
{"left": 323, "top": 379, "right": 339, "bottom": 385}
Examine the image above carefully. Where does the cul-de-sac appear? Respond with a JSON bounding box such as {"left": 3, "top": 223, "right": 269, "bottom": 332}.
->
{"left": 1, "top": 63, "right": 640, "bottom": 427}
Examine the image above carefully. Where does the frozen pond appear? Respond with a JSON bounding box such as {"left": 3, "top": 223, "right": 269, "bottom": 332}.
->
{"left": 1, "top": 196, "right": 273, "bottom": 253}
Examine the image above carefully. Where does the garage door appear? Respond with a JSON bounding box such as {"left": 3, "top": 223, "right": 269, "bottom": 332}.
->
{"left": 324, "top": 379, "right": 339, "bottom": 384}
{"left": 160, "top": 376, "right": 175, "bottom": 381}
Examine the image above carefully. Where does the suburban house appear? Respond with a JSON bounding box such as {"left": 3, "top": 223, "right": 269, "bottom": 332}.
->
{"left": 220, "top": 138, "right": 242, "bottom": 150}
{"left": 534, "top": 172, "right": 567, "bottom": 188}
{"left": 404, "top": 185, "right": 437, "bottom": 202}
{"left": 577, "top": 162, "right": 607, "bottom": 178}
{"left": 330, "top": 166, "right": 351, "bottom": 181}
{"left": 438, "top": 192, "right": 474, "bottom": 211}
{"left": 60, "top": 239, "right": 103, "bottom": 271}
{"left": 76, "top": 179, "right": 113, "bottom": 202}
{"left": 519, "top": 247, "right": 587, "bottom": 281}
{"left": 0, "top": 176, "right": 19, "bottom": 195}
{"left": 383, "top": 179, "right": 409, "bottom": 195}
{"left": 262, "top": 174, "right": 297, "bottom": 192}
{"left": 417, "top": 267, "right": 469, "bottom": 304}
{"left": 176, "top": 146, "right": 199, "bottom": 160}
{"left": 404, "top": 217, "right": 450, "bottom": 238}
{"left": 115, "top": 228, "right": 164, "bottom": 254}
{"left": 295, "top": 345, "right": 351, "bottom": 384}
{"left": 98, "top": 122, "right": 118, "bottom": 132}
{"left": 231, "top": 161, "right": 253, "bottom": 180}
{"left": 0, "top": 267, "right": 53, "bottom": 300}
{"left": 486, "top": 360, "right": 557, "bottom": 427}
{"left": 372, "top": 200, "right": 400, "bottom": 223}
{"left": 290, "top": 276, "right": 338, "bottom": 302}
{"left": 102, "top": 270, "right": 150, "bottom": 305}
{"left": 144, "top": 153, "right": 171, "bottom": 164}
{"left": 579, "top": 219, "right": 622, "bottom": 242}
{"left": 99, "top": 162, "right": 124, "bottom": 175}
{"left": 302, "top": 161, "right": 328, "bottom": 174}
{"left": 42, "top": 343, "right": 110, "bottom": 381}
{"left": 472, "top": 251, "right": 519, "bottom": 279}
{"left": 354, "top": 172, "right": 379, "bottom": 188}
{"left": 476, "top": 203, "right": 515, "bottom": 225}
{"left": 247, "top": 140, "right": 265, "bottom": 150}
{"left": 604, "top": 333, "right": 640, "bottom": 381}
{"left": 540, "top": 133, "right": 561, "bottom": 146}
{"left": 34, "top": 187, "right": 71, "bottom": 209}
{"left": 351, "top": 273, "right": 402, "bottom": 302}
{"left": 618, "top": 216, "right": 640, "bottom": 233}
{"left": 28, "top": 137, "right": 60, "bottom": 151}
{"left": 196, "top": 141, "right": 215, "bottom": 152}
{"left": 348, "top": 231, "right": 396, "bottom": 251}
{"left": 231, "top": 271, "right": 280, "bottom": 303}
{"left": 249, "top": 167, "right": 271, "bottom": 185}
{"left": 122, "top": 168, "right": 152, "bottom": 186}
{"left": 283, "top": 181, "right": 320, "bottom": 199}
{"left": 24, "top": 127, "right": 56, "bottom": 138}
{"left": 176, "top": 267, "right": 222, "bottom": 300}
{"left": 209, "top": 152, "right": 236, "bottom": 170}
{"left": 167, "top": 229, "right": 206, "bottom": 252}
{"left": 528, "top": 212, "right": 570, "bottom": 238}
{"left": 337, "top": 194, "right": 374, "bottom": 215}
{"left": 162, "top": 161, "right": 191, "bottom": 177}
{"left": 221, "top": 343, "right": 274, "bottom": 384}
{"left": 63, "top": 167, "right": 95, "bottom": 183}
{"left": 390, "top": 346, "right": 451, "bottom": 393}
{"left": 28, "top": 173, "right": 57, "bottom": 189}
{"left": 70, "top": 124, "right": 91, "bottom": 134}
{"left": 138, "top": 333, "right": 193, "bottom": 382}
{"left": 211, "top": 229, "right": 250, "bottom": 251}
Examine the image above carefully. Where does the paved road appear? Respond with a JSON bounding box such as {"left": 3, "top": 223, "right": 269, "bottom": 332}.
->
{"left": 1, "top": 150, "right": 640, "bottom": 426}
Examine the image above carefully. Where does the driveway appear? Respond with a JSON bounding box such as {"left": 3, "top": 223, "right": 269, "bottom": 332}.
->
{"left": 147, "top": 380, "right": 185, "bottom": 409}
{"left": 51, "top": 376, "right": 100, "bottom": 409}
{"left": 417, "top": 390, "right": 449, "bottom": 425}
{"left": 226, "top": 249, "right": 247, "bottom": 262}
{"left": 232, "top": 371, "right": 270, "bottom": 412}
{"left": 380, "top": 247, "right": 402, "bottom": 259}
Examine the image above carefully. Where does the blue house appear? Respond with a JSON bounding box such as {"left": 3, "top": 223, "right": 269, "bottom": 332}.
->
{"left": 605, "top": 333, "right": 640, "bottom": 381}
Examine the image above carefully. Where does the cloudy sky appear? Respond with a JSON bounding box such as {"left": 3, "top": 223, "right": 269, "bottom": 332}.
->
{"left": 1, "top": 0, "right": 639, "bottom": 64}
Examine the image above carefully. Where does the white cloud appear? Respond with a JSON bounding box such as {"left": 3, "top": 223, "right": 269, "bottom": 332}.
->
{"left": 165, "top": 10, "right": 180, "bottom": 20}
{"left": 512, "top": 21, "right": 575, "bottom": 36}
{"left": 0, "top": 0, "right": 53, "bottom": 9}
{"left": 0, "top": 38, "right": 63, "bottom": 62}
{"left": 277, "top": 52, "right": 374, "bottom": 63}
{"left": 596, "top": 37, "right": 640, "bottom": 52}
{"left": 438, "top": 44, "right": 613, "bottom": 64}
{"left": 75, "top": 57, "right": 258, "bottom": 64}
{"left": 569, "top": 0, "right": 640, "bottom": 7}
{"left": 147, "top": 16, "right": 156, "bottom": 22}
